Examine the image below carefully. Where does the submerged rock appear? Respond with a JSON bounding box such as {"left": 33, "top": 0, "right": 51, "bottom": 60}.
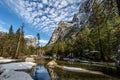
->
{"left": 0, "top": 70, "right": 33, "bottom": 80}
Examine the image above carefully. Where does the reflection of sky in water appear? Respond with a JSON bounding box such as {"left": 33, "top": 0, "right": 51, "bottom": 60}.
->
{"left": 32, "top": 66, "right": 51, "bottom": 80}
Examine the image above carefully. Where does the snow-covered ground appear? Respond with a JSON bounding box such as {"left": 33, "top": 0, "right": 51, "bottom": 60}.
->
{"left": 63, "top": 66, "right": 82, "bottom": 71}
{"left": 0, "top": 61, "right": 36, "bottom": 80}
{"left": 60, "top": 66, "right": 104, "bottom": 75}
{"left": 0, "top": 59, "right": 18, "bottom": 63}
{"left": 0, "top": 62, "right": 36, "bottom": 71}
{"left": 0, "top": 70, "right": 33, "bottom": 80}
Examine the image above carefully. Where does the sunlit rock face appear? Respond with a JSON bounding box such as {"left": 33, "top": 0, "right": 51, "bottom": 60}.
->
{"left": 24, "top": 35, "right": 36, "bottom": 47}
{"left": 72, "top": 0, "right": 94, "bottom": 28}
{"left": 47, "top": 21, "right": 73, "bottom": 45}
{"left": 0, "top": 31, "right": 7, "bottom": 38}
{"left": 48, "top": 0, "right": 115, "bottom": 45}
{"left": 47, "top": 0, "right": 93, "bottom": 45}
{"left": 47, "top": 60, "right": 58, "bottom": 68}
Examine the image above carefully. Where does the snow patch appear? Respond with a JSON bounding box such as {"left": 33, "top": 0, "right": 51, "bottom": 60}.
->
{"left": 0, "top": 59, "right": 18, "bottom": 63}
{"left": 0, "top": 70, "right": 33, "bottom": 80}
{"left": 0, "top": 62, "right": 36, "bottom": 71}
{"left": 63, "top": 66, "right": 82, "bottom": 71}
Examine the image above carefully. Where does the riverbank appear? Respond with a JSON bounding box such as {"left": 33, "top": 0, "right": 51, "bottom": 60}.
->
{"left": 0, "top": 58, "right": 36, "bottom": 80}
{"left": 44, "top": 60, "right": 117, "bottom": 80}
{"left": 47, "top": 60, "right": 105, "bottom": 75}
{"left": 56, "top": 60, "right": 119, "bottom": 79}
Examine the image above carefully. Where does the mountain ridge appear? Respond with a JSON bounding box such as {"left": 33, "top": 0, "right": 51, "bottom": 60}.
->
{"left": 47, "top": 0, "right": 117, "bottom": 46}
{"left": 47, "top": 0, "right": 93, "bottom": 45}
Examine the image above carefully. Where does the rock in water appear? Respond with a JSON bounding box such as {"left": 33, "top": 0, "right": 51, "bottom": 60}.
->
{"left": 0, "top": 70, "right": 33, "bottom": 80}
{"left": 47, "top": 60, "right": 58, "bottom": 68}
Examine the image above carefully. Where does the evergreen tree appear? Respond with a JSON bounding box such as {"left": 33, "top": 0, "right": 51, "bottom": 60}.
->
{"left": 15, "top": 24, "right": 25, "bottom": 58}
{"left": 9, "top": 25, "right": 14, "bottom": 36}
{"left": 36, "top": 33, "right": 40, "bottom": 55}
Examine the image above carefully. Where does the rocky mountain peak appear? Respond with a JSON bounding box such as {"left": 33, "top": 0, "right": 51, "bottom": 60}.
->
{"left": 72, "top": 0, "right": 95, "bottom": 28}
{"left": 0, "top": 31, "right": 7, "bottom": 38}
{"left": 47, "top": 0, "right": 93, "bottom": 45}
{"left": 58, "top": 21, "right": 73, "bottom": 28}
{"left": 47, "top": 21, "right": 73, "bottom": 46}
{"left": 47, "top": 0, "right": 109, "bottom": 46}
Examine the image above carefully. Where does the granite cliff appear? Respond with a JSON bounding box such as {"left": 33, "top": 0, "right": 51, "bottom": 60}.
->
{"left": 47, "top": 0, "right": 116, "bottom": 45}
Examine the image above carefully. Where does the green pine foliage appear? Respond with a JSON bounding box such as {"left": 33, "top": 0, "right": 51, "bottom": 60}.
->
{"left": 0, "top": 24, "right": 29, "bottom": 58}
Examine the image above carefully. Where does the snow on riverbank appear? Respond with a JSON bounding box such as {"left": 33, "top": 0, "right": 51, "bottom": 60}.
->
{"left": 0, "top": 61, "right": 36, "bottom": 80}
{"left": 0, "top": 70, "right": 33, "bottom": 80}
{"left": 59, "top": 66, "right": 104, "bottom": 75}
{"left": 0, "top": 62, "right": 36, "bottom": 71}
{"left": 63, "top": 66, "right": 82, "bottom": 71}
{"left": 0, "top": 59, "right": 18, "bottom": 63}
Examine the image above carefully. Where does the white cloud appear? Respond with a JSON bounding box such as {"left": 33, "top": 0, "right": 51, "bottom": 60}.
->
{"left": 32, "top": 11, "right": 38, "bottom": 18}
{"left": 42, "top": 0, "right": 48, "bottom": 4}
{"left": 34, "top": 18, "right": 40, "bottom": 23}
{"left": 32, "top": 21, "right": 37, "bottom": 26}
{"left": 38, "top": 3, "right": 43, "bottom": 8}
{"left": 41, "top": 16, "right": 47, "bottom": 21}
{"left": 61, "top": 0, "right": 68, "bottom": 7}
{"left": 49, "top": 8, "right": 55, "bottom": 14}
{"left": 0, "top": 20, "right": 8, "bottom": 32}
{"left": 0, "top": 26, "right": 8, "bottom": 32}
{"left": 39, "top": 39, "right": 48, "bottom": 44}
{"left": 24, "top": 35, "right": 35, "bottom": 38}
{"left": 3, "top": 0, "right": 81, "bottom": 33}
{"left": 26, "top": 7, "right": 33, "bottom": 12}
{"left": 0, "top": 27, "right": 8, "bottom": 32}
{"left": 54, "top": 1, "right": 60, "bottom": 7}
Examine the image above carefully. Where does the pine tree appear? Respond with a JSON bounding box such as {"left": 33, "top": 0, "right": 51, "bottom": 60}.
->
{"left": 9, "top": 25, "right": 14, "bottom": 36}
{"left": 36, "top": 33, "right": 40, "bottom": 56}
{"left": 15, "top": 24, "right": 25, "bottom": 58}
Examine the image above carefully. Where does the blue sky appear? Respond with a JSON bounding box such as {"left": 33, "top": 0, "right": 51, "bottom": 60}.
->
{"left": 0, "top": 0, "right": 81, "bottom": 46}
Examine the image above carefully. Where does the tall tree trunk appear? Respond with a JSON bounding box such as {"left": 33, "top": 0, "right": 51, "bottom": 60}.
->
{"left": 98, "top": 25, "right": 104, "bottom": 61}
{"left": 15, "top": 33, "right": 21, "bottom": 59}
{"left": 107, "top": 31, "right": 112, "bottom": 59}
{"left": 0, "top": 47, "right": 3, "bottom": 56}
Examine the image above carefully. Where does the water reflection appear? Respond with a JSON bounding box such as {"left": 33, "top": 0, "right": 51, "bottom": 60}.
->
{"left": 32, "top": 66, "right": 51, "bottom": 80}
{"left": 48, "top": 68, "right": 58, "bottom": 80}
{"left": 32, "top": 65, "right": 117, "bottom": 80}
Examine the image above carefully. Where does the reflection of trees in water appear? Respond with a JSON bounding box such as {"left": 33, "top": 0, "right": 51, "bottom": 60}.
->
{"left": 31, "top": 66, "right": 38, "bottom": 80}
{"left": 35, "top": 49, "right": 45, "bottom": 65}
{"left": 32, "top": 66, "right": 51, "bottom": 80}
{"left": 48, "top": 68, "right": 58, "bottom": 80}
{"left": 36, "top": 58, "right": 44, "bottom": 65}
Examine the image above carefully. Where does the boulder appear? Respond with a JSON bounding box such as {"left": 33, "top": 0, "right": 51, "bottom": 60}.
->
{"left": 47, "top": 60, "right": 58, "bottom": 68}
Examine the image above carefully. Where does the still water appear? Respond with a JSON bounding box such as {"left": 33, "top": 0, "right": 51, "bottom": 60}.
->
{"left": 32, "top": 65, "right": 51, "bottom": 80}
{"left": 32, "top": 65, "right": 117, "bottom": 80}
